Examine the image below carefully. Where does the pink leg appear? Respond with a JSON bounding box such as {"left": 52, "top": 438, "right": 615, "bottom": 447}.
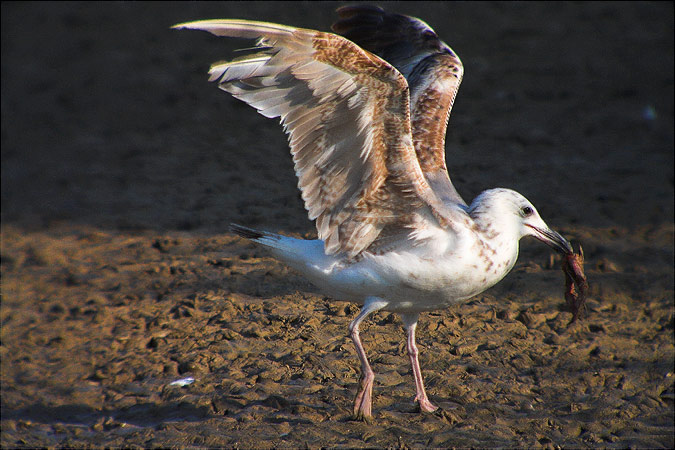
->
{"left": 402, "top": 313, "right": 438, "bottom": 413}
{"left": 349, "top": 299, "right": 387, "bottom": 422}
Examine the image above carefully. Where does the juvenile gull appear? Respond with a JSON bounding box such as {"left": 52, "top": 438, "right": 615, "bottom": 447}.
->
{"left": 174, "top": 5, "right": 574, "bottom": 421}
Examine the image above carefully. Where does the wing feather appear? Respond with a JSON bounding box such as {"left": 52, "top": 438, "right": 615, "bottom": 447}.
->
{"left": 174, "top": 19, "right": 460, "bottom": 257}
{"left": 332, "top": 5, "right": 466, "bottom": 206}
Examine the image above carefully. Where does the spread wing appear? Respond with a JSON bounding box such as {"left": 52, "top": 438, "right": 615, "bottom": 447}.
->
{"left": 332, "top": 5, "right": 466, "bottom": 206}
{"left": 174, "top": 19, "right": 462, "bottom": 258}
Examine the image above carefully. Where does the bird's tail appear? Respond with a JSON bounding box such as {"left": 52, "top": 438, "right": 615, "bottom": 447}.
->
{"left": 230, "top": 223, "right": 281, "bottom": 246}
{"left": 229, "top": 223, "right": 306, "bottom": 256}
{"left": 230, "top": 223, "right": 327, "bottom": 270}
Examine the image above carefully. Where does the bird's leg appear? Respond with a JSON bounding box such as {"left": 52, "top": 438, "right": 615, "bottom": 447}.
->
{"left": 349, "top": 298, "right": 387, "bottom": 422}
{"left": 401, "top": 313, "right": 438, "bottom": 413}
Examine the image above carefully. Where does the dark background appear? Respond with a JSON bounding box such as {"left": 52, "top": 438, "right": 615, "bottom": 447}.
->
{"left": 3, "top": 2, "right": 673, "bottom": 234}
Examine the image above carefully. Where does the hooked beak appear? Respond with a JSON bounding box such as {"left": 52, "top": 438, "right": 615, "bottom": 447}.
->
{"left": 526, "top": 224, "right": 573, "bottom": 255}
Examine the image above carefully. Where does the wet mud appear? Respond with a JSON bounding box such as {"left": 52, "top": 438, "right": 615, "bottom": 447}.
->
{"left": 2, "top": 2, "right": 673, "bottom": 448}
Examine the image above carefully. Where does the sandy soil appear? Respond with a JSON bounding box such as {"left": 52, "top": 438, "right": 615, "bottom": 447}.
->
{"left": 2, "top": 2, "right": 673, "bottom": 448}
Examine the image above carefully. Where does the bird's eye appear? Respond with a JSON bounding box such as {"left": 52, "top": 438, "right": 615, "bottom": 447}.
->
{"left": 521, "top": 206, "right": 533, "bottom": 217}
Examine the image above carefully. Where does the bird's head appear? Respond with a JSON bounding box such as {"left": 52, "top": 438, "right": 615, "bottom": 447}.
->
{"left": 469, "top": 188, "right": 573, "bottom": 255}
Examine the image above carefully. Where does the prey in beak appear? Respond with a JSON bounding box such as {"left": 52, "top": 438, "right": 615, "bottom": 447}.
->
{"left": 526, "top": 223, "right": 588, "bottom": 325}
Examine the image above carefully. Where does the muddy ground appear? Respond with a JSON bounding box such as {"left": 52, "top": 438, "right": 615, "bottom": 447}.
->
{"left": 2, "top": 2, "right": 673, "bottom": 448}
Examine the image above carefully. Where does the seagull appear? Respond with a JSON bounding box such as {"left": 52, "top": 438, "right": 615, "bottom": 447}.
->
{"left": 174, "top": 5, "right": 573, "bottom": 422}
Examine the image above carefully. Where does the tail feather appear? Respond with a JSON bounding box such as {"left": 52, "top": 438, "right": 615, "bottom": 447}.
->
{"left": 230, "top": 223, "right": 286, "bottom": 251}
{"left": 230, "top": 223, "right": 324, "bottom": 268}
{"left": 230, "top": 223, "right": 266, "bottom": 240}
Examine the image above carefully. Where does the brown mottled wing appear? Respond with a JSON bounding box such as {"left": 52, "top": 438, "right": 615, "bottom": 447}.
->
{"left": 332, "top": 5, "right": 466, "bottom": 206}
{"left": 173, "top": 20, "right": 458, "bottom": 258}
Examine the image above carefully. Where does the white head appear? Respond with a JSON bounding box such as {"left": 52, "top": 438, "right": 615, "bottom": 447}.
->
{"left": 468, "top": 188, "right": 573, "bottom": 254}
